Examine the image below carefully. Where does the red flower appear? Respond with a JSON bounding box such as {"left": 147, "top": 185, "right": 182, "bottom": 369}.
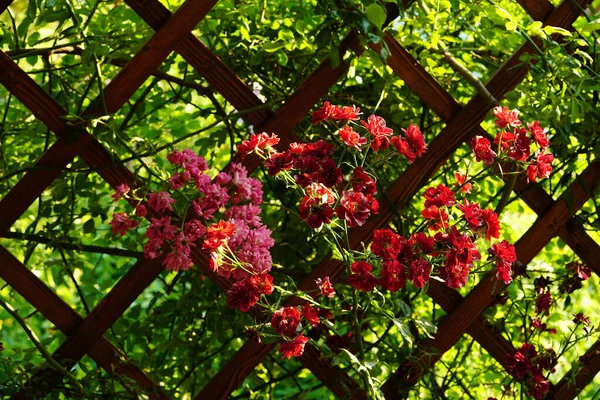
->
{"left": 338, "top": 126, "right": 367, "bottom": 150}
{"left": 489, "top": 240, "right": 517, "bottom": 264}
{"left": 302, "top": 304, "right": 320, "bottom": 327}
{"left": 392, "top": 124, "right": 427, "bottom": 163}
{"left": 496, "top": 260, "right": 513, "bottom": 284}
{"left": 163, "top": 251, "right": 192, "bottom": 272}
{"left": 336, "top": 105, "right": 361, "bottom": 121}
{"left": 527, "top": 121, "right": 549, "bottom": 149}
{"left": 409, "top": 258, "right": 431, "bottom": 289}
{"left": 471, "top": 136, "right": 497, "bottom": 166}
{"left": 481, "top": 209, "right": 501, "bottom": 240}
{"left": 493, "top": 106, "right": 521, "bottom": 128}
{"left": 183, "top": 219, "right": 206, "bottom": 241}
{"left": 527, "top": 152, "right": 554, "bottom": 183}
{"left": 249, "top": 274, "right": 275, "bottom": 295}
{"left": 421, "top": 205, "right": 449, "bottom": 231}
{"left": 312, "top": 101, "right": 340, "bottom": 124}
{"left": 410, "top": 232, "right": 434, "bottom": 254}
{"left": 336, "top": 190, "right": 378, "bottom": 228}
{"left": 237, "top": 133, "right": 279, "bottom": 157}
{"left": 458, "top": 199, "right": 484, "bottom": 231}
{"left": 299, "top": 183, "right": 335, "bottom": 229}
{"left": 265, "top": 151, "right": 294, "bottom": 175}
{"left": 440, "top": 253, "right": 470, "bottom": 289}
{"left": 506, "top": 343, "right": 535, "bottom": 379}
{"left": 226, "top": 279, "right": 259, "bottom": 312}
{"left": 279, "top": 335, "right": 309, "bottom": 359}
{"left": 203, "top": 220, "right": 236, "bottom": 251}
{"left": 348, "top": 261, "right": 378, "bottom": 292}
{"left": 371, "top": 229, "right": 402, "bottom": 260}
{"left": 511, "top": 127, "right": 531, "bottom": 161}
{"left": 566, "top": 261, "right": 592, "bottom": 281}
{"left": 315, "top": 157, "right": 344, "bottom": 188}
{"left": 454, "top": 172, "right": 472, "bottom": 193}
{"left": 361, "top": 115, "right": 393, "bottom": 137}
{"left": 535, "top": 291, "right": 552, "bottom": 315}
{"left": 271, "top": 307, "right": 301, "bottom": 337}
{"left": 423, "top": 184, "right": 456, "bottom": 208}
{"left": 573, "top": 313, "right": 591, "bottom": 326}
{"left": 351, "top": 167, "right": 377, "bottom": 195}
{"left": 380, "top": 259, "right": 406, "bottom": 292}
{"left": 315, "top": 277, "right": 336, "bottom": 298}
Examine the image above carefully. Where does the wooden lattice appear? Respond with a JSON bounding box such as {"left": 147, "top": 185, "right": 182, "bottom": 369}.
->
{"left": 0, "top": 0, "right": 599, "bottom": 398}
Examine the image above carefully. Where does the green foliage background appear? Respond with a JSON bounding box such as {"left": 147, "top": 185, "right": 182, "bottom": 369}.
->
{"left": 0, "top": 0, "right": 599, "bottom": 398}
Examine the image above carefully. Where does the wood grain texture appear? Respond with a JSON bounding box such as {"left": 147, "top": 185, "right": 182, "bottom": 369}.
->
{"left": 0, "top": 246, "right": 168, "bottom": 399}
{"left": 517, "top": 0, "right": 555, "bottom": 20}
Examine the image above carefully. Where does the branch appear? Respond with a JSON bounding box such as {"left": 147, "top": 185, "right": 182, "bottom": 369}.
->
{"left": 0, "top": 295, "right": 87, "bottom": 396}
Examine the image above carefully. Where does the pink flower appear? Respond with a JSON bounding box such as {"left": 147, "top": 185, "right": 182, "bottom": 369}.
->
{"left": 112, "top": 184, "right": 130, "bottom": 202}
{"left": 146, "top": 216, "right": 177, "bottom": 241}
{"left": 148, "top": 191, "right": 176, "bottom": 213}
{"left": 163, "top": 251, "right": 192, "bottom": 272}
{"left": 110, "top": 212, "right": 138, "bottom": 236}
{"left": 335, "top": 190, "right": 379, "bottom": 228}
{"left": 135, "top": 204, "right": 148, "bottom": 217}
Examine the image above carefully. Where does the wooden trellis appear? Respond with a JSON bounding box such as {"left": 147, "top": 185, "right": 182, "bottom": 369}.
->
{"left": 0, "top": 0, "right": 599, "bottom": 398}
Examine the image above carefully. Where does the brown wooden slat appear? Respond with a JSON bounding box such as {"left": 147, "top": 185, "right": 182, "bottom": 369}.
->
{"left": 123, "top": 0, "right": 272, "bottom": 128}
{"left": 382, "top": 162, "right": 600, "bottom": 395}
{"left": 517, "top": 0, "right": 555, "bottom": 20}
{"left": 25, "top": 257, "right": 164, "bottom": 391}
{"left": 0, "top": 246, "right": 169, "bottom": 399}
{"left": 552, "top": 340, "right": 600, "bottom": 399}
{"left": 0, "top": 0, "right": 13, "bottom": 15}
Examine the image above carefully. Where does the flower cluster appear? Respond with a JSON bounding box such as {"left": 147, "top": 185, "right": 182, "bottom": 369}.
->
{"left": 110, "top": 149, "right": 274, "bottom": 285}
{"left": 506, "top": 343, "right": 556, "bottom": 399}
{"left": 355, "top": 180, "right": 518, "bottom": 292}
{"left": 470, "top": 106, "right": 554, "bottom": 183}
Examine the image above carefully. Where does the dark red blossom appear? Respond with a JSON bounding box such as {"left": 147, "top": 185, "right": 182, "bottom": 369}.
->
{"left": 421, "top": 205, "right": 449, "bottom": 231}
{"left": 302, "top": 304, "right": 320, "bottom": 327}
{"left": 454, "top": 172, "right": 472, "bottom": 193}
{"left": 410, "top": 232, "right": 435, "bottom": 254}
{"left": 316, "top": 277, "right": 336, "bottom": 298}
{"left": 326, "top": 334, "right": 350, "bottom": 354}
{"left": 380, "top": 259, "right": 406, "bottom": 292}
{"left": 507, "top": 127, "right": 531, "bottom": 161}
{"left": 409, "top": 258, "right": 431, "bottom": 289}
{"left": 112, "top": 184, "right": 130, "bottom": 202}
{"left": 573, "top": 313, "right": 591, "bottom": 326}
{"left": 111, "top": 212, "right": 139, "bottom": 236}
{"left": 351, "top": 167, "right": 377, "bottom": 195}
{"left": 423, "top": 184, "right": 455, "bottom": 208}
{"left": 348, "top": 261, "right": 378, "bottom": 292}
{"left": 271, "top": 307, "right": 301, "bottom": 337}
{"left": 226, "top": 279, "right": 259, "bottom": 312}
{"left": 471, "top": 136, "right": 497, "bottom": 166}
{"left": 531, "top": 318, "right": 556, "bottom": 334}
{"left": 312, "top": 101, "right": 340, "bottom": 124}
{"left": 493, "top": 106, "right": 521, "bottom": 128}
{"left": 506, "top": 343, "right": 536, "bottom": 379}
{"left": 458, "top": 199, "right": 484, "bottom": 231}
{"left": 371, "top": 229, "right": 402, "bottom": 260}
{"left": 299, "top": 183, "right": 335, "bottom": 229}
{"left": 535, "top": 291, "right": 552, "bottom": 315}
{"left": 279, "top": 335, "right": 308, "bottom": 359}
{"left": 490, "top": 240, "right": 517, "bottom": 285}
{"left": 336, "top": 190, "right": 379, "bottom": 228}
{"left": 265, "top": 152, "right": 294, "bottom": 175}
{"left": 440, "top": 254, "right": 470, "bottom": 289}
{"left": 339, "top": 126, "right": 367, "bottom": 150}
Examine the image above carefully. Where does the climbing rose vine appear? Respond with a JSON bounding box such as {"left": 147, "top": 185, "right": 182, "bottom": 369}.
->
{"left": 111, "top": 102, "right": 581, "bottom": 384}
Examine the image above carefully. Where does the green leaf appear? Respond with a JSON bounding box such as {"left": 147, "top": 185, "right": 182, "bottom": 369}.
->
{"left": 542, "top": 25, "right": 572, "bottom": 37}
{"left": 262, "top": 41, "right": 285, "bottom": 52}
{"left": 83, "top": 218, "right": 95, "bottom": 234}
{"left": 366, "top": 3, "right": 387, "bottom": 30}
{"left": 580, "top": 18, "right": 600, "bottom": 33}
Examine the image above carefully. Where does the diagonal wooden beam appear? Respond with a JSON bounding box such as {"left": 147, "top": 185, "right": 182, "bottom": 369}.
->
{"left": 0, "top": 246, "right": 169, "bottom": 399}
{"left": 552, "top": 340, "right": 600, "bottom": 399}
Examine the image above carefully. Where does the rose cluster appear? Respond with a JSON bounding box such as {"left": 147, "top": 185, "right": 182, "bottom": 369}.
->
{"left": 471, "top": 106, "right": 554, "bottom": 183}
{"left": 506, "top": 343, "right": 556, "bottom": 399}
{"left": 345, "top": 179, "right": 519, "bottom": 293}
{"left": 110, "top": 149, "right": 274, "bottom": 282}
